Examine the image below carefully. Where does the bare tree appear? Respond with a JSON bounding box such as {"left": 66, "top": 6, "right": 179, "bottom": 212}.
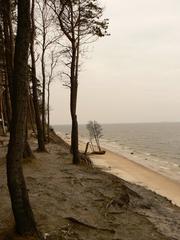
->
{"left": 36, "top": 0, "right": 59, "bottom": 142}
{"left": 47, "top": 49, "right": 59, "bottom": 142}
{"left": 30, "top": 0, "right": 46, "bottom": 151}
{"left": 87, "top": 120, "right": 103, "bottom": 152}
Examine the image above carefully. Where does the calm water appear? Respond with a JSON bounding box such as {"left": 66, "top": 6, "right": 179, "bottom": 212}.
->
{"left": 54, "top": 123, "right": 180, "bottom": 181}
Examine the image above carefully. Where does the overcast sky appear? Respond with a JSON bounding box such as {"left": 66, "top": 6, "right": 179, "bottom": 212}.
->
{"left": 50, "top": 0, "right": 180, "bottom": 125}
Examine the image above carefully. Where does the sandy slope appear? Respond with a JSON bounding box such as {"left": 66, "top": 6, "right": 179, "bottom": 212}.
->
{"left": 90, "top": 150, "right": 180, "bottom": 207}
{"left": 0, "top": 139, "right": 180, "bottom": 240}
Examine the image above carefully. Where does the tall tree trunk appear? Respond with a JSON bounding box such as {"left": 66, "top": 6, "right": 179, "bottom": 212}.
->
{"left": 71, "top": 113, "right": 79, "bottom": 164}
{"left": 27, "top": 87, "right": 35, "bottom": 133}
{"left": 6, "top": 0, "right": 37, "bottom": 235}
{"left": 70, "top": 42, "right": 80, "bottom": 164}
{"left": 2, "top": 0, "right": 34, "bottom": 157}
{"left": 69, "top": 2, "right": 80, "bottom": 165}
{"left": 47, "top": 82, "right": 50, "bottom": 142}
{"left": 41, "top": 49, "right": 46, "bottom": 142}
{"left": 4, "top": 71, "right": 11, "bottom": 129}
{"left": 41, "top": 6, "right": 46, "bottom": 142}
{"left": 30, "top": 0, "right": 46, "bottom": 151}
{"left": 2, "top": 0, "right": 14, "bottom": 101}
{"left": 0, "top": 23, "right": 11, "bottom": 128}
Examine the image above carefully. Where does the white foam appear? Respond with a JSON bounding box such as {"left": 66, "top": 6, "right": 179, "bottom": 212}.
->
{"left": 100, "top": 138, "right": 180, "bottom": 183}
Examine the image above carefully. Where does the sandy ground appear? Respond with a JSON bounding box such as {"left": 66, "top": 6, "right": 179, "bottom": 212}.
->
{"left": 0, "top": 137, "right": 180, "bottom": 240}
{"left": 75, "top": 136, "right": 180, "bottom": 207}
{"left": 89, "top": 150, "right": 180, "bottom": 207}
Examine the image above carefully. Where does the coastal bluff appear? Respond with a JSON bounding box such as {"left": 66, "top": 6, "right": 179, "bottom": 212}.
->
{"left": 0, "top": 136, "right": 180, "bottom": 240}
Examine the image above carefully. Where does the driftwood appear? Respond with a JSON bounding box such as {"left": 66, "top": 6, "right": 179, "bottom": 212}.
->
{"left": 91, "top": 150, "right": 106, "bottom": 155}
{"left": 66, "top": 216, "right": 115, "bottom": 233}
{"left": 84, "top": 141, "right": 106, "bottom": 155}
{"left": 84, "top": 142, "right": 90, "bottom": 155}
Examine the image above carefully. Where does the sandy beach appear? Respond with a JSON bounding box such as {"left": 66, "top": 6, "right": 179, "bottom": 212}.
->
{"left": 90, "top": 149, "right": 180, "bottom": 207}
{"left": 64, "top": 138, "right": 180, "bottom": 207}
{"left": 75, "top": 137, "right": 180, "bottom": 207}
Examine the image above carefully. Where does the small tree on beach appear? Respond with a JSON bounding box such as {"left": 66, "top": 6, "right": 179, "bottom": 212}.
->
{"left": 86, "top": 120, "right": 103, "bottom": 152}
{"left": 86, "top": 120, "right": 95, "bottom": 151}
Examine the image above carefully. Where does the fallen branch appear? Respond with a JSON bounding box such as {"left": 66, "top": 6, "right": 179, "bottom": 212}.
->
{"left": 65, "top": 216, "right": 115, "bottom": 233}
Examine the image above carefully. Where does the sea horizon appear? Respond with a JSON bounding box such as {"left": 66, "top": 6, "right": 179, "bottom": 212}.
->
{"left": 53, "top": 121, "right": 180, "bottom": 126}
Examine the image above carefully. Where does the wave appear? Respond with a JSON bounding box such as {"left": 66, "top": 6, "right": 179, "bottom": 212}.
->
{"left": 100, "top": 137, "right": 180, "bottom": 183}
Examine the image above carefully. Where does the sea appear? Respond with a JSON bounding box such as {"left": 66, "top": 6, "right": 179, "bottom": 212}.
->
{"left": 53, "top": 122, "right": 180, "bottom": 182}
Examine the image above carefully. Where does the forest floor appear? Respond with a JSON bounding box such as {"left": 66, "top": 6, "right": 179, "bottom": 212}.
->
{"left": 0, "top": 135, "right": 180, "bottom": 240}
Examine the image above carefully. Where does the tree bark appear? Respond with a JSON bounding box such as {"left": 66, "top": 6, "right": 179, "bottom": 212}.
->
{"left": 6, "top": 0, "right": 37, "bottom": 235}
{"left": 0, "top": 23, "right": 11, "bottom": 128}
{"left": 27, "top": 86, "right": 35, "bottom": 133}
{"left": 70, "top": 41, "right": 80, "bottom": 164}
{"left": 1, "top": 0, "right": 13, "bottom": 128}
{"left": 47, "top": 82, "right": 50, "bottom": 142}
{"left": 70, "top": 3, "right": 80, "bottom": 164}
{"left": 41, "top": 5, "right": 47, "bottom": 142}
{"left": 41, "top": 46, "right": 46, "bottom": 142}
{"left": 30, "top": 0, "right": 46, "bottom": 151}
{"left": 4, "top": 71, "right": 12, "bottom": 128}
{"left": 2, "top": 0, "right": 14, "bottom": 101}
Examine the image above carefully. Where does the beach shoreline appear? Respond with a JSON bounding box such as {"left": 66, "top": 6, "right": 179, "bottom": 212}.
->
{"left": 89, "top": 148, "right": 180, "bottom": 207}
{"left": 55, "top": 123, "right": 180, "bottom": 184}
{"left": 69, "top": 136, "right": 180, "bottom": 207}
{"left": 100, "top": 138, "right": 180, "bottom": 184}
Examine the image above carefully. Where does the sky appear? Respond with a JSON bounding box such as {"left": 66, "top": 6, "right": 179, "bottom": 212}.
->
{"left": 50, "top": 0, "right": 180, "bottom": 125}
